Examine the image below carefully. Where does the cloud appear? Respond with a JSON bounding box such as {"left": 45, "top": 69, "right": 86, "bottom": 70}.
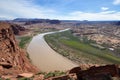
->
{"left": 57, "top": 11, "right": 120, "bottom": 21}
{"left": 101, "top": 7, "right": 109, "bottom": 11}
{"left": 0, "top": 0, "right": 120, "bottom": 21}
{"left": 100, "top": 11, "right": 116, "bottom": 14}
{"left": 113, "top": 0, "right": 120, "bottom": 5}
{"left": 0, "top": 0, "right": 57, "bottom": 19}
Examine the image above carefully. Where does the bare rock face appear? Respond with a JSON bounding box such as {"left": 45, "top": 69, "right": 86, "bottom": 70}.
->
{"left": 17, "top": 73, "right": 34, "bottom": 78}
{"left": 11, "top": 24, "right": 25, "bottom": 35}
{"left": 0, "top": 22, "right": 38, "bottom": 75}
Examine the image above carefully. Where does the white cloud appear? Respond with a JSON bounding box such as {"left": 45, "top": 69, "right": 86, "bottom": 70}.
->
{"left": 0, "top": 0, "right": 120, "bottom": 21}
{"left": 100, "top": 11, "right": 116, "bottom": 14}
{"left": 0, "top": 0, "right": 57, "bottom": 19}
{"left": 57, "top": 11, "right": 120, "bottom": 21}
{"left": 101, "top": 7, "right": 109, "bottom": 11}
{"left": 113, "top": 0, "right": 120, "bottom": 5}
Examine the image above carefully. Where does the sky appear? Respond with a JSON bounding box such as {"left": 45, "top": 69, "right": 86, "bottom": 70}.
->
{"left": 0, "top": 0, "right": 120, "bottom": 21}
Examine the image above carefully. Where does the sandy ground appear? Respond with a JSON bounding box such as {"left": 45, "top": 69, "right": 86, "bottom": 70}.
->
{"left": 27, "top": 29, "right": 78, "bottom": 72}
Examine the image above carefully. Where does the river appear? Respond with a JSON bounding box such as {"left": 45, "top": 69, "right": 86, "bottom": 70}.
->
{"left": 27, "top": 29, "right": 78, "bottom": 72}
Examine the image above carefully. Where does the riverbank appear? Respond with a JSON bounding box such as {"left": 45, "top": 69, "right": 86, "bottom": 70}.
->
{"left": 44, "top": 30, "right": 120, "bottom": 64}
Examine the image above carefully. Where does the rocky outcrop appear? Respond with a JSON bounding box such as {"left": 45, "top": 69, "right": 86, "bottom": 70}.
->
{"left": 0, "top": 22, "right": 38, "bottom": 76}
{"left": 11, "top": 24, "right": 25, "bottom": 35}
{"left": 69, "top": 64, "right": 120, "bottom": 80}
{"left": 48, "top": 64, "right": 120, "bottom": 80}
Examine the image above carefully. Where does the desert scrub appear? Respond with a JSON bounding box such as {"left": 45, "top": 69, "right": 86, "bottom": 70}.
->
{"left": 44, "top": 71, "right": 66, "bottom": 79}
{"left": 18, "top": 78, "right": 32, "bottom": 80}
{"left": 19, "top": 36, "right": 32, "bottom": 61}
{"left": 36, "top": 71, "right": 66, "bottom": 79}
{"left": 19, "top": 36, "right": 32, "bottom": 48}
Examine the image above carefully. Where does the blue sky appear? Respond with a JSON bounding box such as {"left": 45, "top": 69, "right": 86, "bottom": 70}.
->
{"left": 0, "top": 0, "right": 120, "bottom": 20}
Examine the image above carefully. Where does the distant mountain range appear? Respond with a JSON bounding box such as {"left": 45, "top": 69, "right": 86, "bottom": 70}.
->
{"left": 13, "top": 18, "right": 61, "bottom": 24}
{"left": 0, "top": 18, "right": 120, "bottom": 25}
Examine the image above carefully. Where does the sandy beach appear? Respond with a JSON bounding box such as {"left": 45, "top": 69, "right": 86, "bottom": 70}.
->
{"left": 27, "top": 29, "right": 78, "bottom": 72}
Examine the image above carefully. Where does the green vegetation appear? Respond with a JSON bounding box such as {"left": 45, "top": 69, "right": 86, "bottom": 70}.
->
{"left": 115, "top": 47, "right": 120, "bottom": 54}
{"left": 45, "top": 30, "right": 120, "bottom": 64}
{"left": 36, "top": 71, "right": 66, "bottom": 79}
{"left": 61, "top": 39, "right": 120, "bottom": 63}
{"left": 18, "top": 36, "right": 32, "bottom": 61}
{"left": 18, "top": 78, "right": 32, "bottom": 80}
{"left": 5, "top": 79, "right": 10, "bottom": 80}
{"left": 44, "top": 71, "right": 66, "bottom": 79}
{"left": 19, "top": 36, "right": 32, "bottom": 48}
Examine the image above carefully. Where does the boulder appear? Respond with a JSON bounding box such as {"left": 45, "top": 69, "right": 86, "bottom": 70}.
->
{"left": 17, "top": 73, "right": 34, "bottom": 78}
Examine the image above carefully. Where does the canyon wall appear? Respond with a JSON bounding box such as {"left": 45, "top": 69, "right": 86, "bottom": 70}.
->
{"left": 0, "top": 22, "right": 38, "bottom": 75}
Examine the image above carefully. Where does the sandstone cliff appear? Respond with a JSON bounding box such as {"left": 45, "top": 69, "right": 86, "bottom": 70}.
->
{"left": 0, "top": 22, "right": 38, "bottom": 75}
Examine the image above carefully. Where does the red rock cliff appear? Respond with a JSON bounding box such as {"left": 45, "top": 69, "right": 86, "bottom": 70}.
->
{"left": 0, "top": 22, "right": 38, "bottom": 75}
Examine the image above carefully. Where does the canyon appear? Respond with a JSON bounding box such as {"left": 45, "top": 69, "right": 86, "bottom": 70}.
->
{"left": 0, "top": 20, "right": 120, "bottom": 80}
